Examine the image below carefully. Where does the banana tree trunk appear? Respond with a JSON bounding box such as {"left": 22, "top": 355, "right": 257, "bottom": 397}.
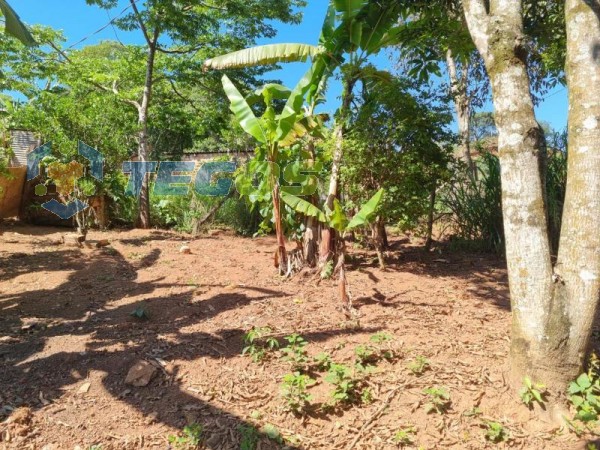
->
{"left": 319, "top": 76, "right": 357, "bottom": 270}
{"left": 370, "top": 216, "right": 386, "bottom": 269}
{"left": 272, "top": 182, "right": 288, "bottom": 276}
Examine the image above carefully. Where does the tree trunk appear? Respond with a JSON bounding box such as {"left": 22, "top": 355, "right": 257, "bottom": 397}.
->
{"left": 446, "top": 49, "right": 476, "bottom": 178}
{"left": 462, "top": 0, "right": 555, "bottom": 387}
{"left": 425, "top": 182, "right": 437, "bottom": 251}
{"left": 272, "top": 182, "right": 288, "bottom": 276}
{"left": 319, "top": 77, "right": 357, "bottom": 271}
{"left": 544, "top": 0, "right": 600, "bottom": 390}
{"left": 136, "top": 29, "right": 159, "bottom": 229}
{"left": 370, "top": 216, "right": 386, "bottom": 269}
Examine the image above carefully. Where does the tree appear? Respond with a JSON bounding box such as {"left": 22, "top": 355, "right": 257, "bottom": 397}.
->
{"left": 222, "top": 68, "right": 320, "bottom": 276}
{"left": 460, "top": 0, "right": 600, "bottom": 414}
{"left": 205, "top": 0, "right": 404, "bottom": 268}
{"left": 342, "top": 74, "right": 455, "bottom": 265}
{"left": 86, "top": 0, "right": 306, "bottom": 228}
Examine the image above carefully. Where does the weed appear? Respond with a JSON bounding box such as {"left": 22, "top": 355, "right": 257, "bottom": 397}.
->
{"left": 242, "top": 327, "right": 279, "bottom": 362}
{"left": 130, "top": 305, "right": 150, "bottom": 320}
{"left": 313, "top": 352, "right": 333, "bottom": 371}
{"left": 168, "top": 423, "right": 203, "bottom": 449}
{"left": 423, "top": 387, "right": 451, "bottom": 414}
{"left": 407, "top": 356, "right": 430, "bottom": 376}
{"left": 393, "top": 426, "right": 416, "bottom": 446}
{"left": 280, "top": 372, "right": 315, "bottom": 414}
{"left": 519, "top": 376, "right": 546, "bottom": 409}
{"left": 483, "top": 421, "right": 508, "bottom": 443}
{"left": 325, "top": 363, "right": 363, "bottom": 405}
{"left": 569, "top": 372, "right": 600, "bottom": 422}
{"left": 280, "top": 334, "right": 309, "bottom": 370}
{"left": 239, "top": 425, "right": 260, "bottom": 450}
{"left": 260, "top": 424, "right": 283, "bottom": 444}
{"left": 321, "top": 260, "right": 334, "bottom": 279}
{"left": 370, "top": 332, "right": 393, "bottom": 344}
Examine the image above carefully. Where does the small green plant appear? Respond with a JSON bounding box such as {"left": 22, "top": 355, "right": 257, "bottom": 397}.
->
{"left": 325, "top": 363, "right": 362, "bottom": 405}
{"left": 130, "top": 305, "right": 150, "bottom": 320}
{"left": 168, "top": 423, "right": 203, "bottom": 449}
{"left": 569, "top": 372, "right": 600, "bottom": 422}
{"left": 354, "top": 344, "right": 378, "bottom": 368}
{"left": 519, "top": 376, "right": 546, "bottom": 409}
{"left": 370, "top": 332, "right": 393, "bottom": 344}
{"left": 313, "top": 352, "right": 333, "bottom": 371}
{"left": 259, "top": 424, "right": 283, "bottom": 444}
{"left": 239, "top": 425, "right": 260, "bottom": 450}
{"left": 280, "top": 372, "right": 315, "bottom": 414}
{"left": 407, "top": 356, "right": 430, "bottom": 375}
{"left": 393, "top": 426, "right": 416, "bottom": 446}
{"left": 321, "top": 260, "right": 334, "bottom": 279}
{"left": 242, "top": 327, "right": 279, "bottom": 362}
{"left": 280, "top": 334, "right": 309, "bottom": 370}
{"left": 483, "top": 421, "right": 509, "bottom": 443}
{"left": 423, "top": 387, "right": 451, "bottom": 414}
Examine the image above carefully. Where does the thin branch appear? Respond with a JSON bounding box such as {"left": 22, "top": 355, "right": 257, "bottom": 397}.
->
{"left": 129, "top": 0, "right": 152, "bottom": 47}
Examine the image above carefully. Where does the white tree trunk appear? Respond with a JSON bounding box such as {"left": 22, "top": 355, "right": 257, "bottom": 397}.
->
{"left": 548, "top": 0, "right": 600, "bottom": 384}
{"left": 462, "top": 0, "right": 555, "bottom": 385}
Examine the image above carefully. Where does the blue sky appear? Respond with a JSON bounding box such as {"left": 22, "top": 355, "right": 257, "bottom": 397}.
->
{"left": 15, "top": 0, "right": 568, "bottom": 132}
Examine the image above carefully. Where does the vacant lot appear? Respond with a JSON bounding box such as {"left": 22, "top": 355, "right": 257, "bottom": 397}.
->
{"left": 0, "top": 223, "right": 593, "bottom": 449}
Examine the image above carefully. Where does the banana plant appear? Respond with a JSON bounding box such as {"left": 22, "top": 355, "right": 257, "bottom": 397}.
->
{"left": 0, "top": 0, "right": 36, "bottom": 46}
{"left": 205, "top": 0, "right": 402, "bottom": 268}
{"left": 221, "top": 66, "right": 324, "bottom": 276}
{"left": 281, "top": 188, "right": 384, "bottom": 311}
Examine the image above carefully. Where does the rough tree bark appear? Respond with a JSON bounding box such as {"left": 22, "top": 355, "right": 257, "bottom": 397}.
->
{"left": 462, "top": 0, "right": 600, "bottom": 409}
{"left": 462, "top": 0, "right": 555, "bottom": 383}
{"left": 549, "top": 0, "right": 600, "bottom": 388}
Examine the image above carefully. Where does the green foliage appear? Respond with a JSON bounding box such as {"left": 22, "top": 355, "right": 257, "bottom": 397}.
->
{"left": 129, "top": 305, "right": 150, "bottom": 320}
{"left": 313, "top": 352, "right": 333, "bottom": 371}
{"left": 569, "top": 369, "right": 600, "bottom": 422}
{"left": 0, "top": 0, "right": 36, "bottom": 46}
{"left": 393, "top": 426, "right": 416, "bottom": 446}
{"left": 320, "top": 260, "right": 334, "bottom": 279}
{"left": 423, "top": 387, "right": 451, "bottom": 414}
{"left": 239, "top": 425, "right": 260, "bottom": 450}
{"left": 483, "top": 421, "right": 509, "bottom": 443}
{"left": 280, "top": 334, "right": 309, "bottom": 370}
{"left": 280, "top": 372, "right": 315, "bottom": 414}
{"left": 325, "top": 363, "right": 359, "bottom": 404}
{"left": 214, "top": 196, "right": 262, "bottom": 236}
{"left": 439, "top": 153, "right": 503, "bottom": 253}
{"left": 242, "top": 327, "right": 279, "bottom": 362}
{"left": 519, "top": 376, "right": 546, "bottom": 409}
{"left": 407, "top": 356, "right": 430, "bottom": 376}
{"left": 168, "top": 423, "right": 203, "bottom": 449}
{"left": 370, "top": 332, "right": 393, "bottom": 344}
{"left": 342, "top": 76, "right": 454, "bottom": 235}
{"left": 259, "top": 424, "right": 283, "bottom": 444}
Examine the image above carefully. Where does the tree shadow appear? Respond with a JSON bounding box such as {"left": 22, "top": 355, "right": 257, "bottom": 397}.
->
{"left": 0, "top": 230, "right": 365, "bottom": 449}
{"left": 346, "top": 241, "right": 510, "bottom": 312}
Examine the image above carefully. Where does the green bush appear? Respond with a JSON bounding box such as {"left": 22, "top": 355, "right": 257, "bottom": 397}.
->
{"left": 214, "top": 196, "right": 261, "bottom": 236}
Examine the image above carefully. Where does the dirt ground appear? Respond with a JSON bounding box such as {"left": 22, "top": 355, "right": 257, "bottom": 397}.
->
{"left": 0, "top": 222, "right": 597, "bottom": 450}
